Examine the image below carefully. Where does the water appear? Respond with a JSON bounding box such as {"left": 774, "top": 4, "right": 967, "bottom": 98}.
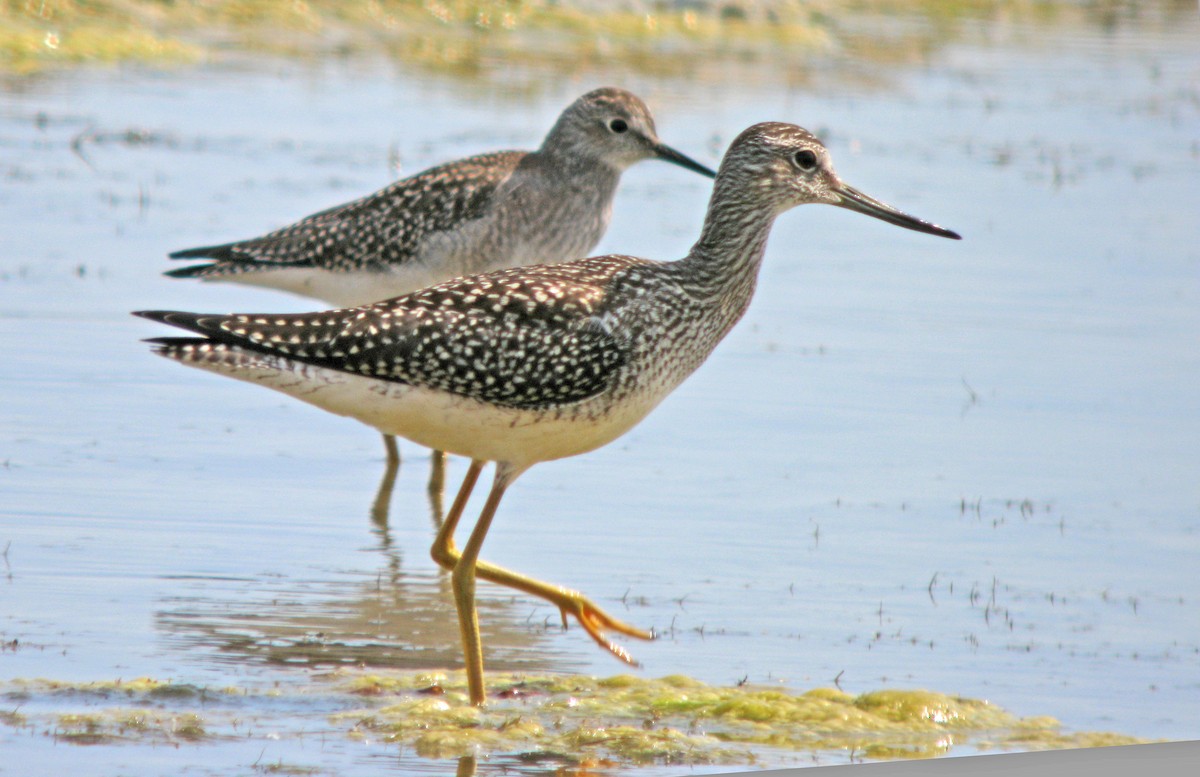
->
{"left": 2, "top": 7, "right": 1199, "bottom": 775}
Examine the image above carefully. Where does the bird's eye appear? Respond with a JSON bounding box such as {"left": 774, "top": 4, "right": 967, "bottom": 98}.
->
{"left": 794, "top": 149, "right": 818, "bottom": 170}
{"left": 609, "top": 118, "right": 629, "bottom": 134}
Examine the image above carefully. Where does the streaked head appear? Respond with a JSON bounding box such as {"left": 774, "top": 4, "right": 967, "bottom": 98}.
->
{"left": 715, "top": 122, "right": 960, "bottom": 239}
{"left": 542, "top": 87, "right": 715, "bottom": 178}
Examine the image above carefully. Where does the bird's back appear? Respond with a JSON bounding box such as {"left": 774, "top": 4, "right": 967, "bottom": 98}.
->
{"left": 167, "top": 150, "right": 528, "bottom": 301}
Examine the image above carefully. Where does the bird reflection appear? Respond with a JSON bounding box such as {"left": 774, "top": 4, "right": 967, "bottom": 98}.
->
{"left": 154, "top": 508, "right": 581, "bottom": 676}
{"left": 370, "top": 446, "right": 447, "bottom": 537}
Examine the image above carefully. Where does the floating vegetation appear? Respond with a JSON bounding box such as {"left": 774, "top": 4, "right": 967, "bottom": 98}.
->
{"left": 1, "top": 672, "right": 1145, "bottom": 770}
{"left": 1, "top": 0, "right": 827, "bottom": 77}
{"left": 1, "top": 0, "right": 200, "bottom": 75}
{"left": 3, "top": 1, "right": 1193, "bottom": 80}
{"left": 7, "top": 676, "right": 237, "bottom": 699}
{"left": 51, "top": 710, "right": 207, "bottom": 745}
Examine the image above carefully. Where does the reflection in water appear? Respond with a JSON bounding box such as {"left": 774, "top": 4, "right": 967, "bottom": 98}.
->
{"left": 370, "top": 444, "right": 446, "bottom": 538}
{"left": 154, "top": 526, "right": 582, "bottom": 676}
{"left": 369, "top": 444, "right": 401, "bottom": 535}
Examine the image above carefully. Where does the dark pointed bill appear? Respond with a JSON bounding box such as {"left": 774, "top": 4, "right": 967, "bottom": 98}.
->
{"left": 834, "top": 183, "right": 961, "bottom": 240}
{"left": 652, "top": 142, "right": 717, "bottom": 178}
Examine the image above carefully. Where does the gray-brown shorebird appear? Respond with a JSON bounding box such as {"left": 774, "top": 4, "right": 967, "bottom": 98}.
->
{"left": 167, "top": 87, "right": 715, "bottom": 493}
{"left": 137, "top": 121, "right": 960, "bottom": 706}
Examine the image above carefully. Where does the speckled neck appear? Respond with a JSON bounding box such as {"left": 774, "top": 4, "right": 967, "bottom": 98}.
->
{"left": 672, "top": 175, "right": 778, "bottom": 308}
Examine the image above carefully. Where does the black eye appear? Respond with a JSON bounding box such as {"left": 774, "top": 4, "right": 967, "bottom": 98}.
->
{"left": 609, "top": 118, "right": 628, "bottom": 134}
{"left": 794, "top": 149, "right": 817, "bottom": 170}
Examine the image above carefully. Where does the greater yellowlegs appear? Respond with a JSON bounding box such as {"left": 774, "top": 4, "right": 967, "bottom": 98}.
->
{"left": 137, "top": 121, "right": 960, "bottom": 706}
{"left": 167, "top": 87, "right": 715, "bottom": 499}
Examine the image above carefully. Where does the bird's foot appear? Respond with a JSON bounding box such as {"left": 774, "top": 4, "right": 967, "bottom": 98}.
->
{"left": 552, "top": 589, "right": 653, "bottom": 665}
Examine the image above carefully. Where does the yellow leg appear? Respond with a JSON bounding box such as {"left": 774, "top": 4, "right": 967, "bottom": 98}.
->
{"left": 450, "top": 462, "right": 516, "bottom": 706}
{"left": 427, "top": 449, "right": 447, "bottom": 526}
{"left": 383, "top": 433, "right": 401, "bottom": 467}
{"left": 432, "top": 460, "right": 484, "bottom": 557}
{"left": 428, "top": 449, "right": 447, "bottom": 495}
{"left": 431, "top": 463, "right": 652, "bottom": 673}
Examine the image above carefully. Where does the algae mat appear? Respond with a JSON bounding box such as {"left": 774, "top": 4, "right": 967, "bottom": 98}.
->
{"left": 2, "top": 673, "right": 1141, "bottom": 773}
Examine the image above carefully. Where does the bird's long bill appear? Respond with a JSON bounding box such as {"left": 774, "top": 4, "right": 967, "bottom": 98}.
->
{"left": 834, "top": 183, "right": 961, "bottom": 240}
{"left": 652, "top": 142, "right": 717, "bottom": 178}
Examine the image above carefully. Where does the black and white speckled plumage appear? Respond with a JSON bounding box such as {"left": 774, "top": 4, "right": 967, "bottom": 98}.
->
{"left": 141, "top": 122, "right": 959, "bottom": 435}
{"left": 168, "top": 151, "right": 523, "bottom": 278}
{"left": 166, "top": 88, "right": 715, "bottom": 309}
{"left": 141, "top": 257, "right": 650, "bottom": 410}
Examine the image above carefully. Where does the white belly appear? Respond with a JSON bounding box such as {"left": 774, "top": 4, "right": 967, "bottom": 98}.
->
{"left": 210, "top": 265, "right": 456, "bottom": 309}
{"left": 164, "top": 344, "right": 659, "bottom": 471}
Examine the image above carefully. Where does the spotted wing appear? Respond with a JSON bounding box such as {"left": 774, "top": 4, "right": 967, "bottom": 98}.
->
{"left": 140, "top": 256, "right": 648, "bottom": 410}
{"left": 167, "top": 151, "right": 526, "bottom": 278}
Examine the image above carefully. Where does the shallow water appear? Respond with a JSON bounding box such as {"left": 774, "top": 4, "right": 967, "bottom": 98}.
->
{"left": 2, "top": 6, "right": 1199, "bottom": 775}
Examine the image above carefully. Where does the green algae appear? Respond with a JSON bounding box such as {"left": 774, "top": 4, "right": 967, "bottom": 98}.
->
{"left": 325, "top": 670, "right": 1146, "bottom": 766}
{"left": 0, "top": 708, "right": 28, "bottom": 728}
{"left": 1, "top": 672, "right": 1147, "bottom": 768}
{"left": 51, "top": 709, "right": 207, "bottom": 745}
{"left": 8, "top": 675, "right": 238, "bottom": 699}
{"left": 255, "top": 764, "right": 322, "bottom": 776}
{"left": 3, "top": 1, "right": 1188, "bottom": 79}
{"left": 0, "top": 0, "right": 199, "bottom": 75}
{"left": 0, "top": 0, "right": 830, "bottom": 77}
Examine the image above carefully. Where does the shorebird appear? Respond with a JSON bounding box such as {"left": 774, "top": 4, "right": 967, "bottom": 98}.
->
{"left": 137, "top": 121, "right": 960, "bottom": 706}
{"left": 166, "top": 87, "right": 715, "bottom": 501}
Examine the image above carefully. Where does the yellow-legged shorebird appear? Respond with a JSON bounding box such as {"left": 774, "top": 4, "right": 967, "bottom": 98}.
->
{"left": 167, "top": 88, "right": 715, "bottom": 496}
{"left": 137, "top": 122, "right": 960, "bottom": 706}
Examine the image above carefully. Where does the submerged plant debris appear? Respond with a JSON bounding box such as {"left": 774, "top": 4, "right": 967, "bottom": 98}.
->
{"left": 1, "top": 672, "right": 1144, "bottom": 770}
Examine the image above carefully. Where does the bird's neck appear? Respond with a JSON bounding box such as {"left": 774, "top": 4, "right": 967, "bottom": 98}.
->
{"left": 536, "top": 144, "right": 621, "bottom": 193}
{"left": 673, "top": 183, "right": 778, "bottom": 308}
